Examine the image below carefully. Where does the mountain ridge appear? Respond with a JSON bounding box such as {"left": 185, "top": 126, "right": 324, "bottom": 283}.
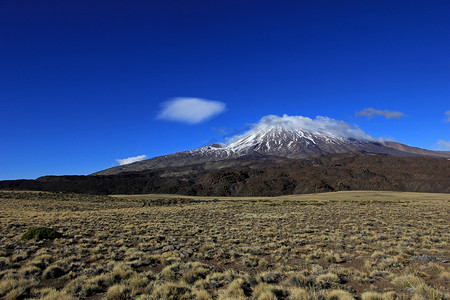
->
{"left": 4, "top": 118, "right": 447, "bottom": 196}
{"left": 94, "top": 125, "right": 450, "bottom": 176}
{"left": 2, "top": 153, "right": 449, "bottom": 196}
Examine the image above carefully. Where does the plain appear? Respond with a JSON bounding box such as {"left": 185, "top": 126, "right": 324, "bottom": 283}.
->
{"left": 0, "top": 190, "right": 448, "bottom": 299}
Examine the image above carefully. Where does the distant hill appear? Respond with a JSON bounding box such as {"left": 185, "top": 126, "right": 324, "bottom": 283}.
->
{"left": 1, "top": 153, "right": 449, "bottom": 196}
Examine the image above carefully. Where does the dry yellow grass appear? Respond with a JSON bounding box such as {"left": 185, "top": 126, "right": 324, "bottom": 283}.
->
{"left": 0, "top": 190, "right": 448, "bottom": 299}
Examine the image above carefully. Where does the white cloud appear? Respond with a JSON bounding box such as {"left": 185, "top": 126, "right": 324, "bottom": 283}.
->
{"left": 437, "top": 140, "right": 450, "bottom": 150}
{"left": 228, "top": 114, "right": 375, "bottom": 142}
{"left": 157, "top": 97, "right": 226, "bottom": 124}
{"left": 445, "top": 110, "right": 450, "bottom": 122}
{"left": 115, "top": 155, "right": 147, "bottom": 166}
{"left": 356, "top": 108, "right": 406, "bottom": 119}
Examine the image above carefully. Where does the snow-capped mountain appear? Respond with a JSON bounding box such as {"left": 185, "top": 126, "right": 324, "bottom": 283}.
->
{"left": 222, "top": 124, "right": 372, "bottom": 157}
{"left": 93, "top": 118, "right": 450, "bottom": 175}
{"left": 3, "top": 114, "right": 449, "bottom": 196}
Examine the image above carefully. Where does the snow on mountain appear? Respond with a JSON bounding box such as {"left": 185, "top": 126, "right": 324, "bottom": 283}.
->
{"left": 232, "top": 114, "right": 373, "bottom": 141}
{"left": 185, "top": 115, "right": 378, "bottom": 158}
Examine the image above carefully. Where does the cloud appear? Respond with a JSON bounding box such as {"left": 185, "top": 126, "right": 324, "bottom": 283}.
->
{"left": 157, "top": 97, "right": 226, "bottom": 124}
{"left": 445, "top": 110, "right": 450, "bottom": 122}
{"left": 213, "top": 126, "right": 250, "bottom": 142}
{"left": 356, "top": 108, "right": 406, "bottom": 119}
{"left": 228, "top": 114, "right": 375, "bottom": 143}
{"left": 437, "top": 140, "right": 450, "bottom": 150}
{"left": 115, "top": 155, "right": 147, "bottom": 166}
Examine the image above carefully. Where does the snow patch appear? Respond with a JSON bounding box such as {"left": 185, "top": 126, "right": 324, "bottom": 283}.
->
{"left": 227, "top": 114, "right": 373, "bottom": 144}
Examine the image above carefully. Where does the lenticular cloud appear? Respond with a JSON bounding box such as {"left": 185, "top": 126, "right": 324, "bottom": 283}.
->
{"left": 157, "top": 97, "right": 226, "bottom": 124}
{"left": 230, "top": 114, "right": 374, "bottom": 142}
{"left": 356, "top": 108, "right": 406, "bottom": 119}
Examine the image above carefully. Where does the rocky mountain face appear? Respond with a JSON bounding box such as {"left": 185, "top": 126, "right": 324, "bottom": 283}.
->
{"left": 1, "top": 153, "right": 449, "bottom": 196}
{"left": 94, "top": 124, "right": 450, "bottom": 175}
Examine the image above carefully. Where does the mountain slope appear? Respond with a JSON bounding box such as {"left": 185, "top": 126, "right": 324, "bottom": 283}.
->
{"left": 2, "top": 153, "right": 449, "bottom": 196}
{"left": 94, "top": 124, "right": 450, "bottom": 175}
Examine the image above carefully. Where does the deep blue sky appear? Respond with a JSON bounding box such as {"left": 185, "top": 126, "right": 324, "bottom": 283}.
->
{"left": 1, "top": 0, "right": 449, "bottom": 180}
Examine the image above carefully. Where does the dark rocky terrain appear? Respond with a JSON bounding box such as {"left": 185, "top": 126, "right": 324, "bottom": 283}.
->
{"left": 1, "top": 153, "right": 449, "bottom": 196}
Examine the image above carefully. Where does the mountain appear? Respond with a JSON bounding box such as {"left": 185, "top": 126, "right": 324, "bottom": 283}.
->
{"left": 94, "top": 123, "right": 450, "bottom": 175}
{"left": 3, "top": 116, "right": 449, "bottom": 196}
{"left": 2, "top": 153, "right": 449, "bottom": 195}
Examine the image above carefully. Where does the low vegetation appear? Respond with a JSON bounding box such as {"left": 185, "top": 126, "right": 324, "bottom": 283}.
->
{"left": 21, "top": 227, "right": 62, "bottom": 241}
{"left": 0, "top": 190, "right": 448, "bottom": 299}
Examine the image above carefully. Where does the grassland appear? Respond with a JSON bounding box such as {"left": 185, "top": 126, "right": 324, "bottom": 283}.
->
{"left": 0, "top": 190, "right": 448, "bottom": 299}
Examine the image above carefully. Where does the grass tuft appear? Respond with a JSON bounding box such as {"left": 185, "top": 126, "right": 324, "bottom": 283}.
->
{"left": 22, "top": 227, "right": 62, "bottom": 240}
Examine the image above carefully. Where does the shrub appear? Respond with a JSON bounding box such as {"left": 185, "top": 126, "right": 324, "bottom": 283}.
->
{"left": 391, "top": 274, "right": 424, "bottom": 288}
{"left": 252, "top": 283, "right": 274, "bottom": 299}
{"left": 42, "top": 265, "right": 67, "bottom": 279}
{"left": 0, "top": 257, "right": 10, "bottom": 271}
{"left": 22, "top": 227, "right": 62, "bottom": 240}
{"left": 152, "top": 282, "right": 192, "bottom": 299}
{"left": 258, "top": 290, "right": 277, "bottom": 300}
{"left": 182, "top": 262, "right": 211, "bottom": 284}
{"left": 128, "top": 273, "right": 149, "bottom": 288}
{"left": 326, "top": 289, "right": 354, "bottom": 300}
{"left": 135, "top": 294, "right": 152, "bottom": 300}
{"left": 316, "top": 272, "right": 340, "bottom": 288}
{"left": 412, "top": 282, "right": 447, "bottom": 300}
{"left": 106, "top": 284, "right": 131, "bottom": 300}
{"left": 19, "top": 265, "right": 41, "bottom": 277}
{"left": 288, "top": 287, "right": 308, "bottom": 300}
{"left": 0, "top": 277, "right": 37, "bottom": 299}
{"left": 284, "top": 271, "right": 313, "bottom": 287}
{"left": 40, "top": 288, "right": 77, "bottom": 300}
{"left": 193, "top": 289, "right": 212, "bottom": 300}
{"left": 361, "top": 291, "right": 384, "bottom": 300}
{"left": 258, "top": 271, "right": 283, "bottom": 284}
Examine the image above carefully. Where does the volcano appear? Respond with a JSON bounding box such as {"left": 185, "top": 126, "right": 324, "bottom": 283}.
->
{"left": 2, "top": 114, "right": 449, "bottom": 195}
{"left": 4, "top": 114, "right": 448, "bottom": 196}
{"left": 94, "top": 115, "right": 450, "bottom": 175}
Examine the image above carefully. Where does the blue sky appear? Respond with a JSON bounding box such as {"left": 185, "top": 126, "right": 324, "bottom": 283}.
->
{"left": 1, "top": 0, "right": 449, "bottom": 180}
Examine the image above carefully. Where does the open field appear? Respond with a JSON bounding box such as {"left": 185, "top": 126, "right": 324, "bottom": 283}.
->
{"left": 0, "top": 190, "right": 448, "bottom": 299}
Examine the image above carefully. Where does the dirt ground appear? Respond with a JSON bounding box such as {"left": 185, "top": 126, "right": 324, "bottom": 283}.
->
{"left": 0, "top": 190, "right": 448, "bottom": 299}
